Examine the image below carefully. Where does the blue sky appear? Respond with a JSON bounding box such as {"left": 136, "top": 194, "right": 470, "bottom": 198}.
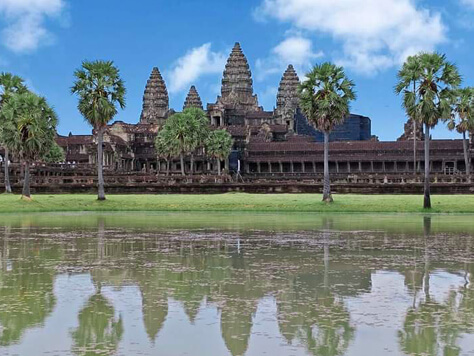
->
{"left": 1, "top": 0, "right": 474, "bottom": 141}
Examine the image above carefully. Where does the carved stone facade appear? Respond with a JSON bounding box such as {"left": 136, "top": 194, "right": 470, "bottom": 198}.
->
{"left": 398, "top": 117, "right": 424, "bottom": 141}
{"left": 140, "top": 67, "right": 170, "bottom": 125}
{"left": 183, "top": 85, "right": 203, "bottom": 110}
{"left": 275, "top": 65, "right": 300, "bottom": 131}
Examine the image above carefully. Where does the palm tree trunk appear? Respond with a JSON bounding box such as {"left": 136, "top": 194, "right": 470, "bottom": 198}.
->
{"left": 217, "top": 158, "right": 221, "bottom": 175}
{"left": 4, "top": 148, "right": 12, "bottom": 193}
{"left": 180, "top": 153, "right": 185, "bottom": 176}
{"left": 463, "top": 131, "right": 470, "bottom": 176}
{"left": 22, "top": 161, "right": 31, "bottom": 198}
{"left": 97, "top": 127, "right": 106, "bottom": 201}
{"left": 423, "top": 124, "right": 431, "bottom": 209}
{"left": 413, "top": 119, "right": 417, "bottom": 173}
{"left": 323, "top": 131, "right": 333, "bottom": 203}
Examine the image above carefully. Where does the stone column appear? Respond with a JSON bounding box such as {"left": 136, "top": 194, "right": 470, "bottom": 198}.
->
{"left": 257, "top": 162, "right": 261, "bottom": 173}
{"left": 301, "top": 161, "right": 305, "bottom": 173}
{"left": 269, "top": 162, "right": 272, "bottom": 173}
{"left": 313, "top": 162, "right": 316, "bottom": 173}
{"left": 371, "top": 161, "right": 374, "bottom": 172}
{"left": 279, "top": 161, "right": 283, "bottom": 173}
{"left": 382, "top": 161, "right": 386, "bottom": 172}
{"left": 336, "top": 161, "right": 339, "bottom": 173}
{"left": 347, "top": 162, "right": 351, "bottom": 173}
{"left": 394, "top": 161, "right": 397, "bottom": 172}
{"left": 290, "top": 162, "right": 294, "bottom": 173}
{"left": 359, "top": 161, "right": 362, "bottom": 172}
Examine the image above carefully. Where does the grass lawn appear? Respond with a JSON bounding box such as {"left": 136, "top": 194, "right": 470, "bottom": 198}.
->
{"left": 0, "top": 193, "right": 474, "bottom": 213}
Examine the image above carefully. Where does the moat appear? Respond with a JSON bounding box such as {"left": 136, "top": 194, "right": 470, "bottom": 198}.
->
{"left": 1, "top": 212, "right": 474, "bottom": 356}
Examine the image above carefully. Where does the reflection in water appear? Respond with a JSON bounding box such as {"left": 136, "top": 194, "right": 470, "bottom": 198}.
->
{"left": 0, "top": 214, "right": 473, "bottom": 355}
{"left": 71, "top": 292, "right": 123, "bottom": 356}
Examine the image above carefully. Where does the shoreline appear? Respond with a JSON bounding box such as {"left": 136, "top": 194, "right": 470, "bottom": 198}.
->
{"left": 1, "top": 193, "right": 474, "bottom": 214}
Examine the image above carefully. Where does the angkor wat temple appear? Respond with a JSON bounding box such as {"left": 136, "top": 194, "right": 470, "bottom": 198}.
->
{"left": 0, "top": 43, "right": 472, "bottom": 193}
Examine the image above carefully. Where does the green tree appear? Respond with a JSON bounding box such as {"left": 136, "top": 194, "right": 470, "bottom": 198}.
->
{"left": 0, "top": 73, "right": 28, "bottom": 193}
{"left": 71, "top": 60, "right": 126, "bottom": 200}
{"left": 0, "top": 92, "right": 58, "bottom": 198}
{"left": 396, "top": 55, "right": 423, "bottom": 173}
{"left": 299, "top": 63, "right": 356, "bottom": 202}
{"left": 185, "top": 107, "right": 210, "bottom": 174}
{"left": 43, "top": 141, "right": 65, "bottom": 163}
{"left": 396, "top": 53, "right": 460, "bottom": 209}
{"left": 162, "top": 109, "right": 208, "bottom": 176}
{"left": 205, "top": 129, "right": 233, "bottom": 175}
{"left": 155, "top": 125, "right": 178, "bottom": 176}
{"left": 448, "top": 87, "right": 474, "bottom": 175}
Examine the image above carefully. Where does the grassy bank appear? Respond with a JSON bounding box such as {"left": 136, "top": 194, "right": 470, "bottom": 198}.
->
{"left": 0, "top": 193, "right": 474, "bottom": 213}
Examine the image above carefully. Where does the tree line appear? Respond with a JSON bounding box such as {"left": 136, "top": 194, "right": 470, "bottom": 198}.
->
{"left": 301, "top": 53, "right": 473, "bottom": 208}
{"left": 1, "top": 53, "right": 473, "bottom": 208}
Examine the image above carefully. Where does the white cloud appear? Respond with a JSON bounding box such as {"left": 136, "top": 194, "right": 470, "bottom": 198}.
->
{"left": 460, "top": 0, "right": 474, "bottom": 8}
{"left": 256, "top": 35, "right": 322, "bottom": 80}
{"left": 168, "top": 43, "right": 227, "bottom": 93}
{"left": 256, "top": 0, "right": 446, "bottom": 74}
{"left": 0, "top": 0, "right": 65, "bottom": 53}
{"left": 273, "top": 37, "right": 323, "bottom": 67}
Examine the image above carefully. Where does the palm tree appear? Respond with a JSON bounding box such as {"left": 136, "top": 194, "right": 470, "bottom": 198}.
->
{"left": 71, "top": 60, "right": 126, "bottom": 200}
{"left": 299, "top": 63, "right": 356, "bottom": 203}
{"left": 0, "top": 92, "right": 58, "bottom": 199}
{"left": 164, "top": 109, "right": 208, "bottom": 176}
{"left": 396, "top": 55, "right": 423, "bottom": 173}
{"left": 205, "top": 129, "right": 233, "bottom": 175}
{"left": 0, "top": 73, "right": 28, "bottom": 193}
{"left": 155, "top": 125, "right": 178, "bottom": 176}
{"left": 449, "top": 87, "right": 474, "bottom": 176}
{"left": 396, "top": 53, "right": 461, "bottom": 209}
{"left": 185, "top": 107, "right": 210, "bottom": 174}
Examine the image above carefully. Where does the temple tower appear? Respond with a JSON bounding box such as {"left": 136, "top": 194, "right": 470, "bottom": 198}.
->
{"left": 219, "top": 42, "right": 259, "bottom": 111}
{"left": 398, "top": 118, "right": 424, "bottom": 141}
{"left": 275, "top": 64, "right": 300, "bottom": 130}
{"left": 183, "top": 85, "right": 203, "bottom": 110}
{"left": 140, "top": 67, "right": 169, "bottom": 125}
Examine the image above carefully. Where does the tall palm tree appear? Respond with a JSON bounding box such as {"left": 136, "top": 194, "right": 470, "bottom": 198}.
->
{"left": 397, "top": 53, "right": 461, "bottom": 209}
{"left": 0, "top": 73, "right": 28, "bottom": 193}
{"left": 396, "top": 55, "right": 423, "bottom": 173}
{"left": 185, "top": 107, "right": 210, "bottom": 174}
{"left": 205, "top": 129, "right": 233, "bottom": 175}
{"left": 155, "top": 125, "right": 178, "bottom": 176}
{"left": 164, "top": 109, "right": 208, "bottom": 176}
{"left": 299, "top": 63, "right": 356, "bottom": 203}
{"left": 449, "top": 87, "right": 474, "bottom": 176}
{"left": 71, "top": 60, "right": 126, "bottom": 201}
{"left": 1, "top": 92, "right": 58, "bottom": 199}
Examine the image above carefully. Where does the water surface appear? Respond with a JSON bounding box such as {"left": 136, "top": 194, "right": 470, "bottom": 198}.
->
{"left": 0, "top": 212, "right": 473, "bottom": 356}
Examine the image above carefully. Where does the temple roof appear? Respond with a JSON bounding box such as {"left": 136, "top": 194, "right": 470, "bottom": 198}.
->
{"left": 140, "top": 67, "right": 169, "bottom": 124}
{"left": 276, "top": 64, "right": 300, "bottom": 111}
{"left": 219, "top": 43, "right": 259, "bottom": 111}
{"left": 183, "top": 85, "right": 203, "bottom": 110}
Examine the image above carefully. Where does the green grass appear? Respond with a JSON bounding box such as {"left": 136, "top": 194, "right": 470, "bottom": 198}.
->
{"left": 0, "top": 193, "right": 474, "bottom": 214}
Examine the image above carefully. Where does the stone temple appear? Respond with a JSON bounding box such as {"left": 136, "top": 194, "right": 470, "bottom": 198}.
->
{"left": 1, "top": 42, "right": 471, "bottom": 193}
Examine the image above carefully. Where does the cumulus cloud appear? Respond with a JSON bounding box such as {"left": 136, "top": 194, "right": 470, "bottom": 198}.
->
{"left": 0, "top": 0, "right": 65, "bottom": 53}
{"left": 256, "top": 35, "right": 322, "bottom": 80}
{"left": 168, "top": 43, "right": 227, "bottom": 93}
{"left": 255, "top": 0, "right": 446, "bottom": 74}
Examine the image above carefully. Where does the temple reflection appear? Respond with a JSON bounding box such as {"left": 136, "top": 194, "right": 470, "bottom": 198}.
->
{"left": 0, "top": 216, "right": 473, "bottom": 356}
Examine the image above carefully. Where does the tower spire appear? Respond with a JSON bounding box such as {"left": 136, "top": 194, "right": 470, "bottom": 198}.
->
{"left": 220, "top": 42, "right": 259, "bottom": 111}
{"left": 276, "top": 64, "right": 300, "bottom": 130}
{"left": 140, "top": 67, "right": 169, "bottom": 124}
{"left": 183, "top": 85, "right": 203, "bottom": 110}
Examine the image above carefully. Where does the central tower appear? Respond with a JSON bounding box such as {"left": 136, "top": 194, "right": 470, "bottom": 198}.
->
{"left": 219, "top": 42, "right": 259, "bottom": 111}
